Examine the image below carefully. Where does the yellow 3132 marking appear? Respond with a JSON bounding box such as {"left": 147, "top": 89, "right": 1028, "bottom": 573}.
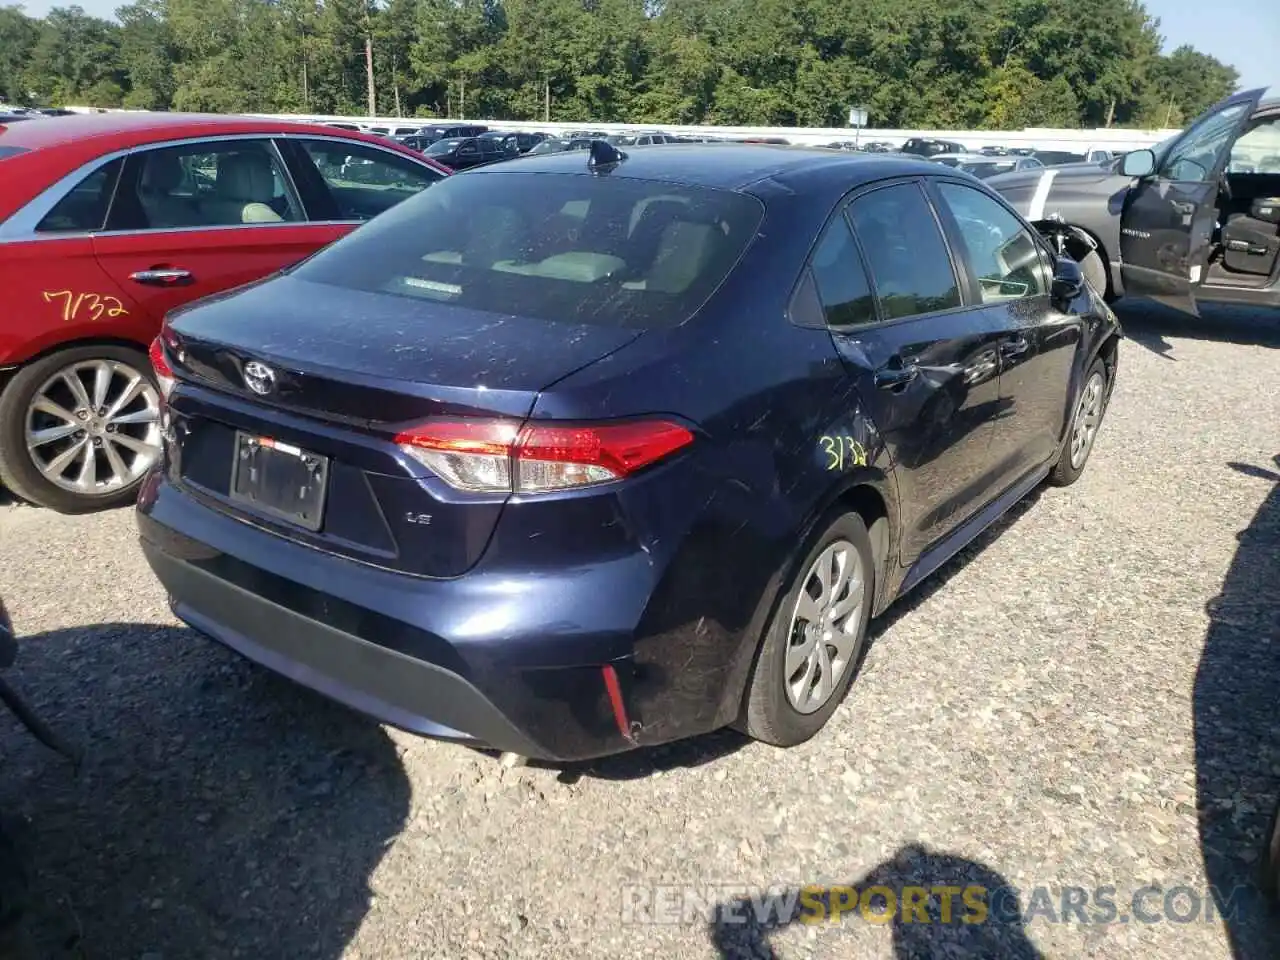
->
{"left": 42, "top": 290, "right": 129, "bottom": 323}
{"left": 820, "top": 436, "right": 868, "bottom": 471}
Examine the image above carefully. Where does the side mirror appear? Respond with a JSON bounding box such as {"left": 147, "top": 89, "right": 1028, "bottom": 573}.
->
{"left": 1051, "top": 256, "right": 1085, "bottom": 306}
{"left": 1121, "top": 149, "right": 1156, "bottom": 178}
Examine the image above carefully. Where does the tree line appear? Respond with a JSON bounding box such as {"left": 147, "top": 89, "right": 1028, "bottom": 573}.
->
{"left": 0, "top": 0, "right": 1241, "bottom": 130}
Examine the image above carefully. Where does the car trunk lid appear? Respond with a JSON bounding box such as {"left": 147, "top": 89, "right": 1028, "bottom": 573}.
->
{"left": 163, "top": 275, "right": 642, "bottom": 577}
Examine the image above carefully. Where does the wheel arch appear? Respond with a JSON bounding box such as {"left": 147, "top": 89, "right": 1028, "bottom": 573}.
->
{"left": 716, "top": 473, "right": 901, "bottom": 728}
{"left": 1032, "top": 218, "right": 1119, "bottom": 300}
{"left": 0, "top": 334, "right": 152, "bottom": 394}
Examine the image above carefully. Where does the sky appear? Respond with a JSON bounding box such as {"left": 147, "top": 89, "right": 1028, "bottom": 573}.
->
{"left": 12, "top": 0, "right": 1277, "bottom": 94}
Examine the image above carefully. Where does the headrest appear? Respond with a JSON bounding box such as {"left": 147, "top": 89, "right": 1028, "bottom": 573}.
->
{"left": 141, "top": 152, "right": 185, "bottom": 192}
{"left": 216, "top": 152, "right": 276, "bottom": 203}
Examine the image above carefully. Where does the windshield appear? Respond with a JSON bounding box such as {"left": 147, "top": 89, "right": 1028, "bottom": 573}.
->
{"left": 290, "top": 172, "right": 765, "bottom": 330}
{"left": 425, "top": 139, "right": 463, "bottom": 156}
{"left": 957, "top": 160, "right": 1018, "bottom": 179}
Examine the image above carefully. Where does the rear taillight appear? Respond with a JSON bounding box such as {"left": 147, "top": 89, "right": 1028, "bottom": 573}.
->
{"left": 394, "top": 419, "right": 694, "bottom": 493}
{"left": 148, "top": 336, "right": 175, "bottom": 399}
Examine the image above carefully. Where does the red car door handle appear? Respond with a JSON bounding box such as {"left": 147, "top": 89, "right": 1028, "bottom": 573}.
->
{"left": 129, "top": 268, "right": 193, "bottom": 286}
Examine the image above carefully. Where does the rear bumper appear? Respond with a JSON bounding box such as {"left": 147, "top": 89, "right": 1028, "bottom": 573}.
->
{"left": 136, "top": 474, "right": 672, "bottom": 761}
{"left": 142, "top": 538, "right": 546, "bottom": 757}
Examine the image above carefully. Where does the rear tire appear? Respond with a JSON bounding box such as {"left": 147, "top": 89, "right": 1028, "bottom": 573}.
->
{"left": 0, "top": 344, "right": 161, "bottom": 514}
{"left": 741, "top": 510, "right": 876, "bottom": 748}
{"left": 1048, "top": 357, "right": 1109, "bottom": 487}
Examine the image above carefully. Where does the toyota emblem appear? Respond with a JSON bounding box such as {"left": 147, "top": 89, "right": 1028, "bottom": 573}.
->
{"left": 242, "top": 361, "right": 276, "bottom": 396}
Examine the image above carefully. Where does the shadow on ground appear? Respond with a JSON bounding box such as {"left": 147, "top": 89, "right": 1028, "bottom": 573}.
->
{"left": 708, "top": 843, "right": 1043, "bottom": 959}
{"left": 1117, "top": 300, "right": 1280, "bottom": 360}
{"left": 1195, "top": 455, "right": 1280, "bottom": 957}
{"left": 0, "top": 622, "right": 410, "bottom": 959}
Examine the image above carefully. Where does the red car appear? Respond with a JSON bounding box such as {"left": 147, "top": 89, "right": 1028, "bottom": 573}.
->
{"left": 0, "top": 112, "right": 449, "bottom": 513}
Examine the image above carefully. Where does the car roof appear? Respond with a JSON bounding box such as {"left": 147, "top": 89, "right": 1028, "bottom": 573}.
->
{"left": 0, "top": 111, "right": 388, "bottom": 153}
{"left": 469, "top": 142, "right": 948, "bottom": 193}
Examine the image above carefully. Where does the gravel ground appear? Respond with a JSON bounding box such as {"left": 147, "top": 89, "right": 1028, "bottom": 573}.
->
{"left": 1, "top": 300, "right": 1278, "bottom": 960}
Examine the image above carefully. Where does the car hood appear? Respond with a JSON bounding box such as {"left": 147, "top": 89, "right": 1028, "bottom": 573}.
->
{"left": 988, "top": 162, "right": 1133, "bottom": 219}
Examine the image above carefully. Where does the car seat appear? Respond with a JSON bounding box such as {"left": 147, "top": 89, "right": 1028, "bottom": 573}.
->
{"left": 138, "top": 153, "right": 200, "bottom": 228}
{"left": 205, "top": 152, "right": 284, "bottom": 225}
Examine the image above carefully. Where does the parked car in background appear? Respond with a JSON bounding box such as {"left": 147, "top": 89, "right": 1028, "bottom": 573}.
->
{"left": 414, "top": 123, "right": 489, "bottom": 145}
{"left": 475, "top": 130, "right": 546, "bottom": 155}
{"left": 526, "top": 137, "right": 596, "bottom": 156}
{"left": 368, "top": 123, "right": 422, "bottom": 139}
{"left": 0, "top": 112, "right": 449, "bottom": 512}
{"left": 979, "top": 145, "right": 1009, "bottom": 156}
{"left": 421, "top": 135, "right": 509, "bottom": 170}
{"left": 931, "top": 152, "right": 1045, "bottom": 179}
{"left": 140, "top": 142, "right": 1119, "bottom": 763}
{"left": 1029, "top": 149, "right": 1088, "bottom": 166}
{"left": 900, "top": 137, "right": 967, "bottom": 157}
{"left": 989, "top": 87, "right": 1279, "bottom": 315}
{"left": 861, "top": 141, "right": 896, "bottom": 153}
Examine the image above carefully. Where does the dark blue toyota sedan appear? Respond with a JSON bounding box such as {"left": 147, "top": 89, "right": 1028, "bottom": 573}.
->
{"left": 138, "top": 142, "right": 1120, "bottom": 761}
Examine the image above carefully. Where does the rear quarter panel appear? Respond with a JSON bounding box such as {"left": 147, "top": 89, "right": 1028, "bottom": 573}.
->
{"left": 523, "top": 228, "right": 900, "bottom": 740}
{"left": 0, "top": 237, "right": 151, "bottom": 365}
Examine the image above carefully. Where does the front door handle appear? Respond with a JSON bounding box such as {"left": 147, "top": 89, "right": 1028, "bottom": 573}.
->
{"left": 874, "top": 359, "right": 919, "bottom": 390}
{"left": 1172, "top": 201, "right": 1195, "bottom": 216}
{"left": 129, "top": 267, "right": 193, "bottom": 286}
{"left": 999, "top": 336, "right": 1030, "bottom": 359}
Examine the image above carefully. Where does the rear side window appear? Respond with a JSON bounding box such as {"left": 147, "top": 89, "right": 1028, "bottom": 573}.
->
{"left": 809, "top": 215, "right": 876, "bottom": 327}
{"left": 290, "top": 171, "right": 764, "bottom": 330}
{"left": 847, "top": 183, "right": 961, "bottom": 320}
{"left": 108, "top": 140, "right": 301, "bottom": 231}
{"left": 36, "top": 158, "right": 124, "bottom": 233}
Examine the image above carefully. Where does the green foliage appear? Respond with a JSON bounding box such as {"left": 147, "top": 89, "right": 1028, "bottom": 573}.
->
{"left": 0, "top": 0, "right": 1242, "bottom": 130}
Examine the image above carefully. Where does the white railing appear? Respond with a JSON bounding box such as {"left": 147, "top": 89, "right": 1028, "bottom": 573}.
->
{"left": 247, "top": 112, "right": 1182, "bottom": 152}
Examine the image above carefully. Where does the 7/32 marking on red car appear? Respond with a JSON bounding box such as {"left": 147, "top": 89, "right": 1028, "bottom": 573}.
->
{"left": 42, "top": 289, "right": 129, "bottom": 323}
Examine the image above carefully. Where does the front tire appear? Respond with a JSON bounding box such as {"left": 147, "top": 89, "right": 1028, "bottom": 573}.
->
{"left": 741, "top": 510, "right": 876, "bottom": 747}
{"left": 1079, "top": 249, "right": 1111, "bottom": 302}
{"left": 0, "top": 345, "right": 162, "bottom": 513}
{"left": 1048, "top": 357, "right": 1109, "bottom": 487}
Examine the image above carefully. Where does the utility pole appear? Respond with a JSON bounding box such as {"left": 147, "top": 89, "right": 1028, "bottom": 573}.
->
{"left": 459, "top": 75, "right": 466, "bottom": 119}
{"left": 365, "top": 34, "right": 376, "bottom": 117}
{"left": 544, "top": 77, "right": 550, "bottom": 122}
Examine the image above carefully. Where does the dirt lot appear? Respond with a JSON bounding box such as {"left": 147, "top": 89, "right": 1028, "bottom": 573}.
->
{"left": 1, "top": 301, "right": 1278, "bottom": 960}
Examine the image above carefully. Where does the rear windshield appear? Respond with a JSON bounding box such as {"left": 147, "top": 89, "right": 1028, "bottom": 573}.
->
{"left": 291, "top": 171, "right": 764, "bottom": 329}
{"left": 0, "top": 145, "right": 30, "bottom": 160}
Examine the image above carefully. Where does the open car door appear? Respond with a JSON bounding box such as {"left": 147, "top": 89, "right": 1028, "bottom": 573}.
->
{"left": 1119, "top": 87, "right": 1267, "bottom": 315}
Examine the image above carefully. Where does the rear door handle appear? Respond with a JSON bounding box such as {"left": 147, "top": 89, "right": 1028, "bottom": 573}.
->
{"left": 1000, "top": 336, "right": 1030, "bottom": 358}
{"left": 129, "top": 268, "right": 193, "bottom": 286}
{"left": 874, "top": 359, "right": 919, "bottom": 390}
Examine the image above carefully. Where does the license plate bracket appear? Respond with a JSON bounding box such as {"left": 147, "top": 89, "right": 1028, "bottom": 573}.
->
{"left": 229, "top": 432, "right": 329, "bottom": 532}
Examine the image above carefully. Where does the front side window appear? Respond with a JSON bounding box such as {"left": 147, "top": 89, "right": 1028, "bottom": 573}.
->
{"left": 110, "top": 140, "right": 300, "bottom": 230}
{"left": 847, "top": 183, "right": 961, "bottom": 320}
{"left": 1160, "top": 101, "right": 1253, "bottom": 182}
{"left": 36, "top": 158, "right": 124, "bottom": 233}
{"left": 295, "top": 139, "right": 442, "bottom": 222}
{"left": 935, "top": 182, "right": 1048, "bottom": 303}
{"left": 289, "top": 171, "right": 764, "bottom": 330}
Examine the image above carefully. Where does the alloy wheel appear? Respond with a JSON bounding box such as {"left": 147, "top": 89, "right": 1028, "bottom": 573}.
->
{"left": 784, "top": 539, "right": 865, "bottom": 715}
{"left": 24, "top": 359, "right": 161, "bottom": 496}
